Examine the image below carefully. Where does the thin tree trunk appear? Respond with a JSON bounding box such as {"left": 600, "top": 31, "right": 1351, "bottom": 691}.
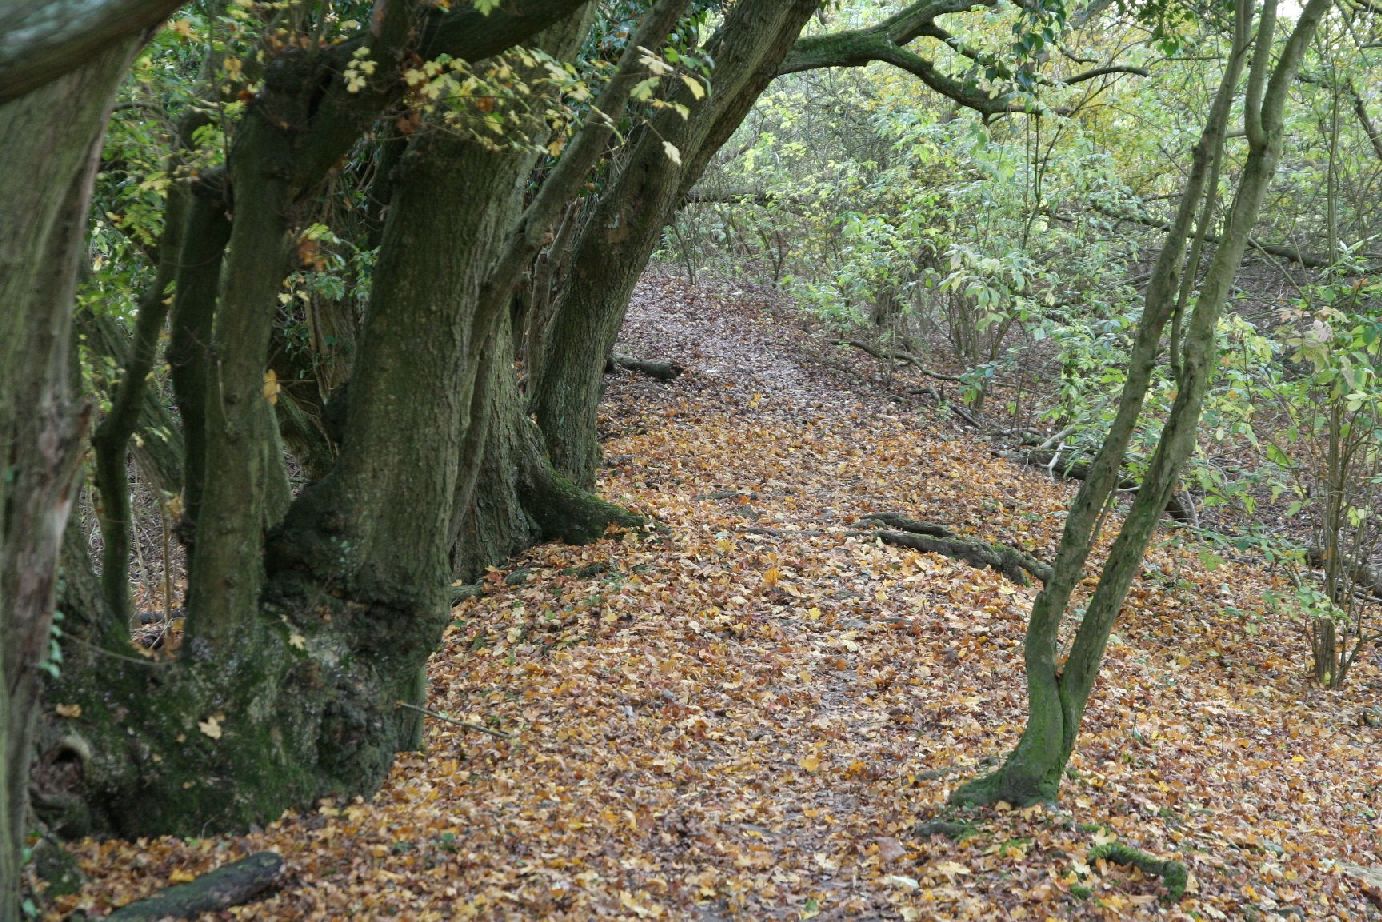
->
{"left": 952, "top": 0, "right": 1332, "bottom": 807}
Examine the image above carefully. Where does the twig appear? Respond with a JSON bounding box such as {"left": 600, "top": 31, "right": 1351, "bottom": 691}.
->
{"left": 395, "top": 701, "right": 513, "bottom": 739}
{"left": 67, "top": 635, "right": 172, "bottom": 667}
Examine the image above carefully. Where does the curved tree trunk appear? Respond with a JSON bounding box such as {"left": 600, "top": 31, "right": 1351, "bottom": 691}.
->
{"left": 41, "top": 4, "right": 694, "bottom": 841}
{"left": 529, "top": 0, "right": 819, "bottom": 488}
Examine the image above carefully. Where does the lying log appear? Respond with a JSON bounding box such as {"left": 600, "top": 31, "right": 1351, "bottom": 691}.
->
{"left": 861, "top": 513, "right": 953, "bottom": 538}
{"left": 1009, "top": 447, "right": 1190, "bottom": 520}
{"left": 606, "top": 355, "right": 684, "bottom": 381}
{"left": 875, "top": 529, "right": 1052, "bottom": 586}
{"left": 740, "top": 515, "right": 1050, "bottom": 586}
{"left": 107, "top": 852, "right": 285, "bottom": 920}
{"left": 1307, "top": 546, "right": 1382, "bottom": 598}
{"left": 840, "top": 339, "right": 965, "bottom": 383}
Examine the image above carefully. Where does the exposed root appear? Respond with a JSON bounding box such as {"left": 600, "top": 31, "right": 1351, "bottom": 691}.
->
{"left": 864, "top": 513, "right": 1051, "bottom": 586}
{"left": 1088, "top": 842, "right": 1188, "bottom": 902}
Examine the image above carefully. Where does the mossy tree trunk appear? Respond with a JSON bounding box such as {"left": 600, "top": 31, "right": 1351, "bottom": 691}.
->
{"left": 529, "top": 0, "right": 821, "bottom": 488}
{"left": 0, "top": 36, "right": 142, "bottom": 920}
{"left": 951, "top": 0, "right": 1333, "bottom": 808}
{"left": 43, "top": 0, "right": 692, "bottom": 840}
{"left": 528, "top": 0, "right": 1059, "bottom": 490}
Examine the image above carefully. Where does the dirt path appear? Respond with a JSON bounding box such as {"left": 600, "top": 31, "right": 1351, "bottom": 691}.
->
{"left": 55, "top": 273, "right": 1380, "bottom": 921}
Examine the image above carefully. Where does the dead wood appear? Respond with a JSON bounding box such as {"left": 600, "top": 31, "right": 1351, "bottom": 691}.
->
{"left": 873, "top": 529, "right": 1052, "bottom": 586}
{"left": 840, "top": 339, "right": 965, "bottom": 383}
{"left": 1009, "top": 447, "right": 1189, "bottom": 520}
{"left": 107, "top": 852, "right": 285, "bottom": 920}
{"left": 606, "top": 355, "right": 684, "bottom": 381}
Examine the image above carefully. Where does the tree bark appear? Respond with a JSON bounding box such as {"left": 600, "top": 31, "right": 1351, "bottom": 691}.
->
{"left": 0, "top": 38, "right": 139, "bottom": 919}
{"left": 530, "top": 0, "right": 820, "bottom": 488}
{"left": 41, "top": 4, "right": 678, "bottom": 840}
{"left": 0, "top": 0, "right": 184, "bottom": 102}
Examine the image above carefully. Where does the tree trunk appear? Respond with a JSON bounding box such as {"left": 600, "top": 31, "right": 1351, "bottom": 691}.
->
{"left": 38, "top": 6, "right": 671, "bottom": 839}
{"left": 0, "top": 39, "right": 139, "bottom": 918}
{"left": 951, "top": 0, "right": 1331, "bottom": 807}
{"left": 529, "top": 0, "right": 819, "bottom": 488}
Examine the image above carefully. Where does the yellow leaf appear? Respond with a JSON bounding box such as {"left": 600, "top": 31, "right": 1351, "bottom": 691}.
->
{"left": 680, "top": 74, "right": 705, "bottom": 100}
{"left": 930, "top": 860, "right": 970, "bottom": 878}
{"left": 799, "top": 752, "right": 821, "bottom": 773}
{"left": 662, "top": 140, "right": 682, "bottom": 165}
{"left": 263, "top": 368, "right": 280, "bottom": 405}
{"left": 619, "top": 890, "right": 663, "bottom": 918}
{"left": 169, "top": 869, "right": 197, "bottom": 883}
{"left": 55, "top": 703, "right": 82, "bottom": 718}
{"left": 763, "top": 567, "right": 781, "bottom": 587}
{"left": 198, "top": 714, "right": 224, "bottom": 739}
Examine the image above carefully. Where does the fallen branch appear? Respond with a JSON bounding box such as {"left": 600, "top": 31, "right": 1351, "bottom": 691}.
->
{"left": 606, "top": 355, "right": 684, "bottom": 381}
{"left": 863, "top": 514, "right": 1049, "bottom": 585}
{"left": 861, "top": 513, "right": 954, "bottom": 537}
{"left": 873, "top": 529, "right": 1051, "bottom": 586}
{"left": 395, "top": 701, "right": 513, "bottom": 739}
{"left": 1008, "top": 447, "right": 1189, "bottom": 520}
{"left": 1307, "top": 546, "right": 1382, "bottom": 598}
{"left": 841, "top": 339, "right": 965, "bottom": 382}
{"left": 1090, "top": 202, "right": 1382, "bottom": 269}
{"left": 107, "top": 852, "right": 285, "bottom": 919}
{"left": 742, "top": 516, "right": 1049, "bottom": 585}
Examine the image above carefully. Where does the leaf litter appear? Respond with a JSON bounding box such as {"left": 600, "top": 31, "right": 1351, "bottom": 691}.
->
{"left": 52, "top": 271, "right": 1379, "bottom": 919}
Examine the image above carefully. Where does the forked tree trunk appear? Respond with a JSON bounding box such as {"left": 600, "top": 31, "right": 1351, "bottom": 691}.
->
{"left": 0, "top": 39, "right": 140, "bottom": 918}
{"left": 951, "top": 0, "right": 1332, "bottom": 807}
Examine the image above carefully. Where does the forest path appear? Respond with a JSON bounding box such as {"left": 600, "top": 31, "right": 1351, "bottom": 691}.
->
{"left": 59, "top": 271, "right": 1380, "bottom": 920}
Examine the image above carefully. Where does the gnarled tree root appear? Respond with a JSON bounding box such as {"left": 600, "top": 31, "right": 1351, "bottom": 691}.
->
{"left": 107, "top": 852, "right": 285, "bottom": 919}
{"left": 1089, "top": 842, "right": 1188, "bottom": 902}
{"left": 863, "top": 514, "right": 1051, "bottom": 586}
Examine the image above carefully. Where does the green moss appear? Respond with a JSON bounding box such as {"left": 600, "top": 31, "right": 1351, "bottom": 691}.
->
{"left": 528, "top": 469, "right": 643, "bottom": 544}
{"left": 912, "top": 818, "right": 980, "bottom": 841}
{"left": 1089, "top": 842, "right": 1188, "bottom": 902}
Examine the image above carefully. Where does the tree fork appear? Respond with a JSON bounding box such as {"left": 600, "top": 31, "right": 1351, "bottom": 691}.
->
{"left": 952, "top": 0, "right": 1332, "bottom": 808}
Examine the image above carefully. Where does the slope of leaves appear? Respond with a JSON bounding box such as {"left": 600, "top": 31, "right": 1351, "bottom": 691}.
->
{"left": 51, "top": 271, "right": 1379, "bottom": 920}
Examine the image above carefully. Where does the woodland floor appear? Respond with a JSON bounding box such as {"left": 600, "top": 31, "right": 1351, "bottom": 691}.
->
{"left": 53, "top": 270, "right": 1380, "bottom": 920}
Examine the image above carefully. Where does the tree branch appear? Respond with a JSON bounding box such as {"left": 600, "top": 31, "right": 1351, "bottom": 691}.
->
{"left": 1063, "top": 63, "right": 1150, "bottom": 84}
{"left": 0, "top": 0, "right": 187, "bottom": 102}
{"left": 779, "top": 3, "right": 1038, "bottom": 116}
{"left": 778, "top": 0, "right": 1144, "bottom": 115}
{"left": 287, "top": 0, "right": 592, "bottom": 196}
{"left": 1088, "top": 202, "right": 1382, "bottom": 269}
